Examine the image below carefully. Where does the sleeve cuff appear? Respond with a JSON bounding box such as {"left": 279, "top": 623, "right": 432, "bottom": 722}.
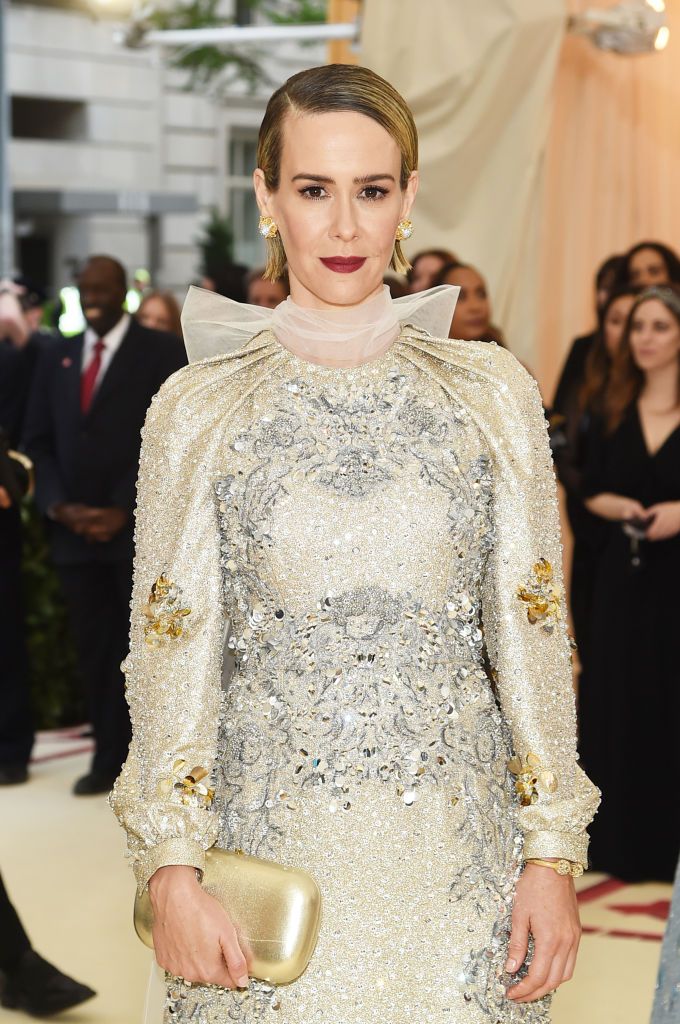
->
{"left": 133, "top": 837, "right": 207, "bottom": 893}
{"left": 523, "top": 829, "right": 589, "bottom": 869}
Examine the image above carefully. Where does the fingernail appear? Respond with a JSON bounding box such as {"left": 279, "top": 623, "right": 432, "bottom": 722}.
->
{"left": 237, "top": 975, "right": 249, "bottom": 987}
{"left": 505, "top": 958, "right": 517, "bottom": 972}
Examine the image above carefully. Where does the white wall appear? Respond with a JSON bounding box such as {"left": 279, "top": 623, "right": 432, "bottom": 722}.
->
{"left": 7, "top": 2, "right": 325, "bottom": 294}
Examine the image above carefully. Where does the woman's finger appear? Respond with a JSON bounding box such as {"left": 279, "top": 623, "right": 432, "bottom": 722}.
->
{"left": 562, "top": 943, "right": 578, "bottom": 984}
{"left": 507, "top": 943, "right": 555, "bottom": 1001}
{"left": 647, "top": 522, "right": 664, "bottom": 541}
{"left": 220, "top": 933, "right": 250, "bottom": 988}
{"left": 517, "top": 952, "right": 568, "bottom": 1003}
{"left": 505, "top": 913, "right": 529, "bottom": 974}
{"left": 202, "top": 965, "right": 237, "bottom": 989}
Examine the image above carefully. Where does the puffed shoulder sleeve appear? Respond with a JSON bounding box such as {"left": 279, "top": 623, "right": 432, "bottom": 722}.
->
{"left": 109, "top": 370, "right": 225, "bottom": 892}
{"left": 480, "top": 351, "right": 600, "bottom": 867}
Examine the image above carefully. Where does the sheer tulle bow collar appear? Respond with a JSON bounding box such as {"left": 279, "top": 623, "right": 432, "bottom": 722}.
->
{"left": 180, "top": 284, "right": 460, "bottom": 367}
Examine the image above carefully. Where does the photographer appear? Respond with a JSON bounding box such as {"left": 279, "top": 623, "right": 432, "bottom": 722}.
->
{"left": 0, "top": 284, "right": 96, "bottom": 1016}
{"left": 0, "top": 280, "right": 45, "bottom": 785}
{"left": 0, "top": 870, "right": 95, "bottom": 1016}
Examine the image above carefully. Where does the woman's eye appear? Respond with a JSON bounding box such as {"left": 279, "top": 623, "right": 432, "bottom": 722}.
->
{"left": 359, "top": 186, "right": 388, "bottom": 201}
{"left": 299, "top": 186, "right": 328, "bottom": 200}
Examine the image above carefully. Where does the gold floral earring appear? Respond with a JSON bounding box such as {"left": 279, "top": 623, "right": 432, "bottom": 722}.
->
{"left": 396, "top": 219, "right": 414, "bottom": 241}
{"left": 259, "top": 216, "right": 279, "bottom": 239}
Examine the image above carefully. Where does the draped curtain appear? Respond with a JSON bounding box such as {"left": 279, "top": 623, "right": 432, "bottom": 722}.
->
{"left": 360, "top": 0, "right": 567, "bottom": 376}
{"left": 360, "top": 0, "right": 680, "bottom": 398}
{"left": 537, "top": 0, "right": 680, "bottom": 396}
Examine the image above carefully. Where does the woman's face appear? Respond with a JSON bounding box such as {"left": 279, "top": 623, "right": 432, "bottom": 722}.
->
{"left": 253, "top": 110, "right": 418, "bottom": 310}
{"left": 408, "top": 254, "right": 446, "bottom": 294}
{"left": 595, "top": 267, "right": 617, "bottom": 313}
{"left": 247, "top": 276, "right": 288, "bottom": 310}
{"left": 603, "top": 294, "right": 635, "bottom": 357}
{"left": 138, "top": 296, "right": 173, "bottom": 333}
{"left": 628, "top": 247, "right": 670, "bottom": 288}
{"left": 444, "top": 267, "right": 491, "bottom": 340}
{"left": 628, "top": 299, "right": 680, "bottom": 376}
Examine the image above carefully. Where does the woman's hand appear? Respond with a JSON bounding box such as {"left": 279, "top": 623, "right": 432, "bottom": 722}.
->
{"left": 583, "top": 492, "right": 648, "bottom": 523}
{"left": 148, "top": 865, "right": 249, "bottom": 989}
{"left": 505, "top": 862, "right": 581, "bottom": 1003}
{"left": 644, "top": 501, "right": 680, "bottom": 541}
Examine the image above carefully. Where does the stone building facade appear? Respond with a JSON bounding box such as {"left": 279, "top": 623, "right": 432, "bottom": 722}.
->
{"left": 7, "top": 0, "right": 324, "bottom": 295}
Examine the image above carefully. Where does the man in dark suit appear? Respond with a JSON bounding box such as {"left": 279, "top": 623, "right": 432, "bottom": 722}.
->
{"left": 23, "top": 256, "right": 186, "bottom": 795}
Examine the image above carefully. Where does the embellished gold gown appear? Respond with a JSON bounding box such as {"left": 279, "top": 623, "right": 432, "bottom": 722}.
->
{"left": 111, "top": 310, "right": 599, "bottom": 1024}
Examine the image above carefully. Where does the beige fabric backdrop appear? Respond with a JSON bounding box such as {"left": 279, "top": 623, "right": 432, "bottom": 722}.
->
{"left": 538, "top": 0, "right": 680, "bottom": 397}
{"left": 361, "top": 0, "right": 567, "bottom": 373}
{"left": 361, "top": 0, "right": 680, "bottom": 397}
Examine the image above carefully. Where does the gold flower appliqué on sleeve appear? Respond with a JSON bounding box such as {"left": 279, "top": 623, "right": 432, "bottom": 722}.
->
{"left": 508, "top": 752, "right": 558, "bottom": 806}
{"left": 158, "top": 759, "right": 215, "bottom": 808}
{"left": 143, "top": 573, "right": 191, "bottom": 645}
{"left": 516, "top": 557, "right": 562, "bottom": 633}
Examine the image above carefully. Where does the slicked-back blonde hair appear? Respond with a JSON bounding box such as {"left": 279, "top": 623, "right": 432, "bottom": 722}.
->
{"left": 257, "top": 64, "right": 418, "bottom": 282}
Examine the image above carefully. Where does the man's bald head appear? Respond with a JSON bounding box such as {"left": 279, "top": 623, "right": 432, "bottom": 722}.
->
{"left": 82, "top": 255, "right": 127, "bottom": 290}
{"left": 78, "top": 255, "right": 128, "bottom": 337}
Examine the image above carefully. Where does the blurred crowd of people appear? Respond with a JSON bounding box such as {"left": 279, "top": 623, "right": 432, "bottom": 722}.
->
{"left": 1, "top": 239, "right": 679, "bottom": 1014}
{"left": 548, "top": 240, "right": 680, "bottom": 885}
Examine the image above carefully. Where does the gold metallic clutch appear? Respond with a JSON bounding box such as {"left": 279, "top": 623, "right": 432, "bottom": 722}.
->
{"left": 134, "top": 847, "right": 322, "bottom": 985}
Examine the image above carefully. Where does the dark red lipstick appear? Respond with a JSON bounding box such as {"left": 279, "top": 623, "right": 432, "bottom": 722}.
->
{"left": 320, "top": 256, "right": 367, "bottom": 274}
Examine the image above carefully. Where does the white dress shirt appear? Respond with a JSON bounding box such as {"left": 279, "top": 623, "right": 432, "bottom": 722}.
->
{"left": 81, "top": 312, "right": 131, "bottom": 389}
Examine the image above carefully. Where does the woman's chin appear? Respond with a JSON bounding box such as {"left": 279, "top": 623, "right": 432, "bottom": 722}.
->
{"left": 295, "top": 273, "right": 386, "bottom": 309}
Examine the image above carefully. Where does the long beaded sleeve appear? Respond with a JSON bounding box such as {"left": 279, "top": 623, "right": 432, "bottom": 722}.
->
{"left": 480, "top": 349, "right": 600, "bottom": 867}
{"left": 110, "top": 367, "right": 225, "bottom": 892}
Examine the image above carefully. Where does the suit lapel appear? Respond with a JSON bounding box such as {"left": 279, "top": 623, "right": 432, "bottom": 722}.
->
{"left": 60, "top": 333, "right": 84, "bottom": 421}
{"left": 86, "top": 322, "right": 142, "bottom": 419}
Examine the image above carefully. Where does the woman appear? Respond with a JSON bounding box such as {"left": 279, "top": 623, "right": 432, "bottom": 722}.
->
{"left": 619, "top": 240, "right": 680, "bottom": 291}
{"left": 582, "top": 285, "right": 680, "bottom": 882}
{"left": 245, "top": 266, "right": 290, "bottom": 309}
{"left": 406, "top": 247, "right": 457, "bottom": 294}
{"left": 552, "top": 287, "right": 637, "bottom": 680}
{"left": 137, "top": 291, "right": 183, "bottom": 339}
{"left": 435, "top": 261, "right": 506, "bottom": 346}
{"left": 111, "top": 64, "right": 599, "bottom": 1022}
{"left": 551, "top": 254, "right": 624, "bottom": 425}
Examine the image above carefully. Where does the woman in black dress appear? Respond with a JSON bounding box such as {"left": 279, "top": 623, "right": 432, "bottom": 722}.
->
{"left": 581, "top": 284, "right": 680, "bottom": 881}
{"left": 552, "top": 286, "right": 637, "bottom": 682}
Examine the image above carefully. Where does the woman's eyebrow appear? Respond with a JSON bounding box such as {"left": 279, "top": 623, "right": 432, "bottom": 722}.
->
{"left": 291, "top": 173, "right": 396, "bottom": 184}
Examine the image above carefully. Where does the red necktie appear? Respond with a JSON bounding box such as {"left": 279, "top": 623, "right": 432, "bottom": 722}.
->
{"left": 80, "top": 338, "right": 106, "bottom": 414}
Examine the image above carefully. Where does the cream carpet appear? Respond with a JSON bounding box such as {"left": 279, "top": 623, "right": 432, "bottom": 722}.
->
{"left": 0, "top": 732, "right": 669, "bottom": 1023}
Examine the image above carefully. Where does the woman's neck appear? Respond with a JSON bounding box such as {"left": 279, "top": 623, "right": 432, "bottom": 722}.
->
{"left": 287, "top": 279, "right": 385, "bottom": 313}
{"left": 640, "top": 365, "right": 680, "bottom": 411}
{"left": 270, "top": 283, "right": 400, "bottom": 368}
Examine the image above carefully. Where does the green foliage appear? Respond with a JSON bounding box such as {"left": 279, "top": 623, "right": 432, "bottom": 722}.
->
{"left": 20, "top": 501, "right": 83, "bottom": 729}
{"left": 148, "top": 0, "right": 267, "bottom": 91}
{"left": 196, "top": 208, "right": 235, "bottom": 277}
{"left": 147, "top": 0, "right": 328, "bottom": 92}
{"left": 258, "top": 0, "right": 327, "bottom": 25}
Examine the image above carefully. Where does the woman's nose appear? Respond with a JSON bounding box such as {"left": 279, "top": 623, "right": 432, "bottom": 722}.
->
{"left": 329, "top": 197, "right": 359, "bottom": 242}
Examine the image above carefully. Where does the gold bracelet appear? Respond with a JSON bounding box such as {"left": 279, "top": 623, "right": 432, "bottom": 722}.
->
{"left": 525, "top": 858, "right": 584, "bottom": 878}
